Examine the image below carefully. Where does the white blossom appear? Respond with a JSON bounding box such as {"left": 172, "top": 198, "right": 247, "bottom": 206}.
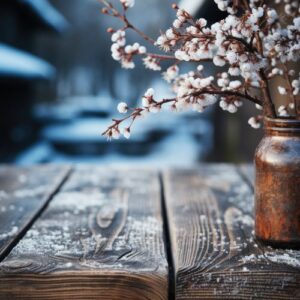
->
{"left": 149, "top": 105, "right": 161, "bottom": 113}
{"left": 229, "top": 67, "right": 240, "bottom": 76}
{"left": 289, "top": 102, "right": 295, "bottom": 110}
{"left": 142, "top": 97, "right": 150, "bottom": 107}
{"left": 229, "top": 80, "right": 242, "bottom": 89}
{"left": 111, "top": 30, "right": 126, "bottom": 46}
{"left": 176, "top": 9, "right": 187, "bottom": 22}
{"left": 278, "top": 86, "right": 287, "bottom": 95}
{"left": 197, "top": 18, "right": 207, "bottom": 28}
{"left": 248, "top": 117, "right": 261, "bottom": 129}
{"left": 278, "top": 105, "right": 289, "bottom": 116}
{"left": 123, "top": 127, "right": 131, "bottom": 139}
{"left": 173, "top": 19, "right": 182, "bottom": 29}
{"left": 163, "top": 65, "right": 179, "bottom": 82}
{"left": 145, "top": 88, "right": 154, "bottom": 97}
{"left": 292, "top": 78, "right": 300, "bottom": 95}
{"left": 111, "top": 43, "right": 121, "bottom": 61}
{"left": 117, "top": 102, "right": 128, "bottom": 113}
{"left": 143, "top": 56, "right": 161, "bottom": 71}
{"left": 271, "top": 68, "right": 283, "bottom": 76}
{"left": 213, "top": 56, "right": 226, "bottom": 67}
{"left": 197, "top": 65, "right": 204, "bottom": 72}
{"left": 267, "top": 9, "right": 278, "bottom": 24}
{"left": 217, "top": 74, "right": 229, "bottom": 88}
{"left": 219, "top": 97, "right": 241, "bottom": 113}
{"left": 138, "top": 46, "right": 146, "bottom": 54}
{"left": 112, "top": 128, "right": 120, "bottom": 139}
{"left": 121, "top": 60, "right": 135, "bottom": 69}
{"left": 255, "top": 104, "right": 263, "bottom": 110}
{"left": 155, "top": 29, "right": 176, "bottom": 52}
{"left": 226, "top": 51, "right": 238, "bottom": 64}
{"left": 120, "top": 0, "right": 135, "bottom": 8}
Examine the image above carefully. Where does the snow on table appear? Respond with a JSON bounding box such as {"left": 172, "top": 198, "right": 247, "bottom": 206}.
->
{"left": 0, "top": 164, "right": 299, "bottom": 299}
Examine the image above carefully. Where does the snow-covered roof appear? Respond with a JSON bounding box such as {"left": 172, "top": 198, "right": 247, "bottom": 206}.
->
{"left": 18, "top": 0, "right": 69, "bottom": 33}
{"left": 0, "top": 43, "right": 55, "bottom": 81}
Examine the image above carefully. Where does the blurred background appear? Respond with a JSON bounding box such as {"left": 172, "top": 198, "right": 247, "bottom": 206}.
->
{"left": 0, "top": 0, "right": 262, "bottom": 167}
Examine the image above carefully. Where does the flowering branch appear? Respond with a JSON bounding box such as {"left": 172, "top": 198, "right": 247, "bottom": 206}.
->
{"left": 193, "top": 89, "right": 261, "bottom": 105}
{"left": 100, "top": 0, "right": 300, "bottom": 137}
{"left": 102, "top": 86, "right": 262, "bottom": 139}
{"left": 100, "top": 0, "right": 156, "bottom": 44}
{"left": 255, "top": 31, "right": 276, "bottom": 117}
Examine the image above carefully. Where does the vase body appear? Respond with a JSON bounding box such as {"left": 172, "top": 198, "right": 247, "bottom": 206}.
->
{"left": 255, "top": 117, "right": 300, "bottom": 249}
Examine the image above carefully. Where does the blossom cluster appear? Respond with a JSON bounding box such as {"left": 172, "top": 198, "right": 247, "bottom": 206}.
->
{"left": 111, "top": 30, "right": 147, "bottom": 69}
{"left": 100, "top": 0, "right": 300, "bottom": 138}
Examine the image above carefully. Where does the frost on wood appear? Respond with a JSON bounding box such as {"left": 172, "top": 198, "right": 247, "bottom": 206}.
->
{"left": 163, "top": 166, "right": 300, "bottom": 298}
{"left": 0, "top": 227, "right": 18, "bottom": 241}
{"left": 100, "top": 0, "right": 300, "bottom": 139}
{"left": 0, "top": 167, "right": 166, "bottom": 273}
{"left": 0, "top": 166, "right": 70, "bottom": 258}
{"left": 241, "top": 251, "right": 300, "bottom": 268}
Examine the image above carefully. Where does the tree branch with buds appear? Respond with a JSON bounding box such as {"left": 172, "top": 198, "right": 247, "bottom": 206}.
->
{"left": 100, "top": 0, "right": 300, "bottom": 137}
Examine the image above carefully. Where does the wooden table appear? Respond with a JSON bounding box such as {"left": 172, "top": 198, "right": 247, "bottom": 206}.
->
{"left": 0, "top": 164, "right": 299, "bottom": 299}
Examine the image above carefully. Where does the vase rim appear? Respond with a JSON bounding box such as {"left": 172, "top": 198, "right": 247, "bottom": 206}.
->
{"left": 264, "top": 117, "right": 300, "bottom": 133}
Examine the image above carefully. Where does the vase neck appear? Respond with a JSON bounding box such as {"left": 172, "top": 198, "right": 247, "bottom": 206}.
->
{"left": 264, "top": 117, "right": 300, "bottom": 136}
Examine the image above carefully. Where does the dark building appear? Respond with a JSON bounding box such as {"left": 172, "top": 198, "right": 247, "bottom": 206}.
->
{"left": 0, "top": 0, "right": 67, "bottom": 161}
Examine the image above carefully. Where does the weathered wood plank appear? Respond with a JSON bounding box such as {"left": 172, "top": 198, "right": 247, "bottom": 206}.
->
{"left": 0, "top": 166, "right": 168, "bottom": 300}
{"left": 164, "top": 164, "right": 300, "bottom": 299}
{"left": 0, "top": 165, "right": 70, "bottom": 260}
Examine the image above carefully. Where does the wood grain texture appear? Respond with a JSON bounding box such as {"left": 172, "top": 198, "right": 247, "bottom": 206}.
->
{"left": 0, "top": 165, "right": 70, "bottom": 260}
{"left": 164, "top": 164, "right": 300, "bottom": 299}
{"left": 0, "top": 166, "right": 168, "bottom": 300}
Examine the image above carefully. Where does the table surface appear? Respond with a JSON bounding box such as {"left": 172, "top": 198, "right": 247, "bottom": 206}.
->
{"left": 0, "top": 164, "right": 299, "bottom": 300}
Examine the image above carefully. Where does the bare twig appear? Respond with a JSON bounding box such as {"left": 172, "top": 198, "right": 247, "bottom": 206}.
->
{"left": 99, "top": 0, "right": 156, "bottom": 44}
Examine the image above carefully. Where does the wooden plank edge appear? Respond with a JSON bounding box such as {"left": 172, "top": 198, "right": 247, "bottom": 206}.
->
{"left": 0, "top": 165, "right": 72, "bottom": 261}
{"left": 0, "top": 270, "right": 168, "bottom": 300}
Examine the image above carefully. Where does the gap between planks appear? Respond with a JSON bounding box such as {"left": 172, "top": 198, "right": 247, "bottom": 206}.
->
{"left": 159, "top": 172, "right": 175, "bottom": 300}
{"left": 162, "top": 164, "right": 300, "bottom": 299}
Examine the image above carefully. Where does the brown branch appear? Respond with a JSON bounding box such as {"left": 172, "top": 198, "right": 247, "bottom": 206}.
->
{"left": 241, "top": 0, "right": 251, "bottom": 11}
{"left": 256, "top": 9, "right": 297, "bottom": 118}
{"left": 226, "top": 35, "right": 257, "bottom": 53}
{"left": 296, "top": 1, "right": 300, "bottom": 17}
{"left": 102, "top": 88, "right": 263, "bottom": 136}
{"left": 144, "top": 52, "right": 212, "bottom": 63}
{"left": 182, "top": 32, "right": 257, "bottom": 53}
{"left": 192, "top": 89, "right": 262, "bottom": 105}
{"left": 259, "top": 70, "right": 276, "bottom": 117}
{"left": 101, "top": 99, "right": 175, "bottom": 136}
{"left": 255, "top": 31, "right": 276, "bottom": 118}
{"left": 126, "top": 24, "right": 156, "bottom": 44}
{"left": 99, "top": 0, "right": 156, "bottom": 44}
{"left": 144, "top": 53, "right": 177, "bottom": 61}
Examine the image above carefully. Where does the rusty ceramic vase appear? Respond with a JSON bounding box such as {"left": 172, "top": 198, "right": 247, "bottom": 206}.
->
{"left": 255, "top": 117, "right": 300, "bottom": 249}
